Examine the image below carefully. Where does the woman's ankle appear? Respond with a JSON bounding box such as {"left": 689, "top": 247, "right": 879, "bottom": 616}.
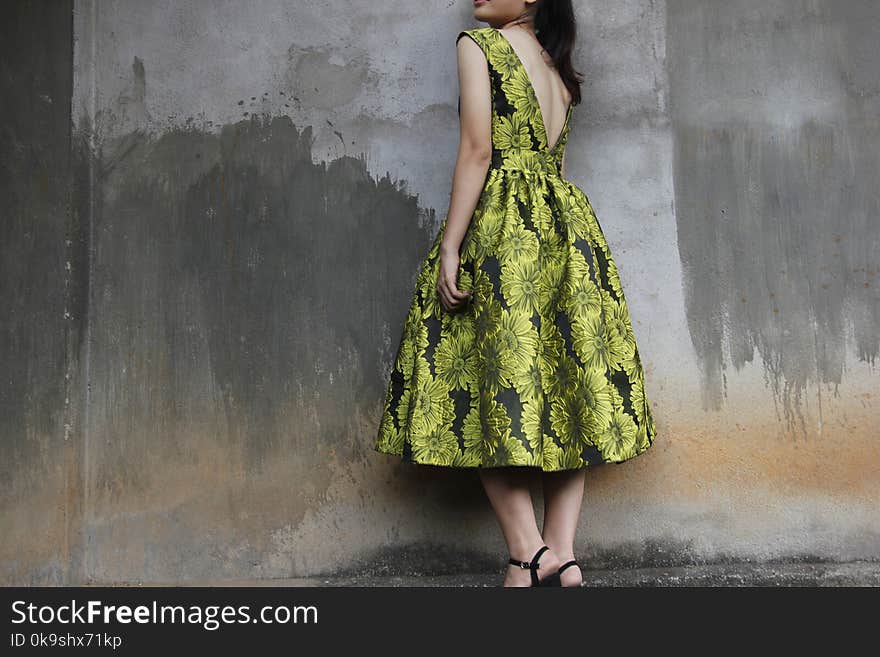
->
{"left": 543, "top": 542, "right": 575, "bottom": 563}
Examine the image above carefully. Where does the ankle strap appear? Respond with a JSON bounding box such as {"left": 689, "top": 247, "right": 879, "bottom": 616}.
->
{"left": 509, "top": 545, "right": 550, "bottom": 570}
{"left": 557, "top": 559, "right": 578, "bottom": 574}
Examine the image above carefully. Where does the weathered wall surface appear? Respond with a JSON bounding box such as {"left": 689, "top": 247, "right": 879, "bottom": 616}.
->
{"left": 1, "top": 0, "right": 84, "bottom": 585}
{"left": 1, "top": 0, "right": 877, "bottom": 584}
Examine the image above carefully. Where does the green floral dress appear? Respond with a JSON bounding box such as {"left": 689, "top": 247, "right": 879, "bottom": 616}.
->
{"left": 375, "top": 26, "right": 657, "bottom": 471}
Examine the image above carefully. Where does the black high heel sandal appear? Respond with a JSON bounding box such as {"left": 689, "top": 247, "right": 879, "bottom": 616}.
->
{"left": 508, "top": 545, "right": 562, "bottom": 587}
{"left": 556, "top": 559, "right": 584, "bottom": 587}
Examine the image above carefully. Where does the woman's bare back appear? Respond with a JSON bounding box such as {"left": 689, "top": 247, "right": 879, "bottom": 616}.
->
{"left": 496, "top": 27, "right": 572, "bottom": 150}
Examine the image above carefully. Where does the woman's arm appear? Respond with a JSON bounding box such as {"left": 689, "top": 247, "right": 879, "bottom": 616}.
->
{"left": 436, "top": 34, "right": 492, "bottom": 311}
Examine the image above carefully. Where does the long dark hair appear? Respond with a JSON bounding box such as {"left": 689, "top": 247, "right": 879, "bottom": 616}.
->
{"left": 533, "top": 0, "right": 584, "bottom": 105}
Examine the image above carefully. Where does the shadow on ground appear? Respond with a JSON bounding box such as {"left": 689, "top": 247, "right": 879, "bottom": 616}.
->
{"left": 130, "top": 560, "right": 880, "bottom": 587}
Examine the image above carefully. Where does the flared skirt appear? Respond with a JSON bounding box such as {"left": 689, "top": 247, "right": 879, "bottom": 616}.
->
{"left": 375, "top": 164, "right": 657, "bottom": 471}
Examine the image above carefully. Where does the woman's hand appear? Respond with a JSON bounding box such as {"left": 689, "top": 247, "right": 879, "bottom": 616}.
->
{"left": 437, "top": 246, "right": 471, "bottom": 312}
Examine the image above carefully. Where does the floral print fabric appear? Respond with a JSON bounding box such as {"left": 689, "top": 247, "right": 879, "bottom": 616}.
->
{"left": 375, "top": 27, "right": 657, "bottom": 471}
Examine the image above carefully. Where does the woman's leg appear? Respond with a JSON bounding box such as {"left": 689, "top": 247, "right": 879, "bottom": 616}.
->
{"left": 478, "top": 466, "right": 562, "bottom": 586}
{"left": 541, "top": 469, "right": 586, "bottom": 586}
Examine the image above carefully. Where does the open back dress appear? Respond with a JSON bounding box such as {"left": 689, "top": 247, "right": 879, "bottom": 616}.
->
{"left": 374, "top": 26, "right": 657, "bottom": 471}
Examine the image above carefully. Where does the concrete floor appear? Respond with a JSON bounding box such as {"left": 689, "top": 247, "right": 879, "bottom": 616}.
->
{"left": 127, "top": 560, "right": 880, "bottom": 587}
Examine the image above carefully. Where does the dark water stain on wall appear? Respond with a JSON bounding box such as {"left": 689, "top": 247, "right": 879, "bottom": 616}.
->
{"left": 75, "top": 112, "right": 434, "bottom": 580}
{"left": 4, "top": 72, "right": 435, "bottom": 579}
{"left": 667, "top": 1, "right": 880, "bottom": 430}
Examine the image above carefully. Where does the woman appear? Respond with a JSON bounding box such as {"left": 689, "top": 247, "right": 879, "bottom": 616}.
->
{"left": 375, "top": 0, "right": 658, "bottom": 587}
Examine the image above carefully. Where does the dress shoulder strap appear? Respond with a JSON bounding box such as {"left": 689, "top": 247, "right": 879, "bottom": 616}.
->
{"left": 456, "top": 28, "right": 492, "bottom": 59}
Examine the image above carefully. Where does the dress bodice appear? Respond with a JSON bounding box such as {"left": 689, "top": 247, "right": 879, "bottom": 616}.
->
{"left": 456, "top": 26, "right": 572, "bottom": 177}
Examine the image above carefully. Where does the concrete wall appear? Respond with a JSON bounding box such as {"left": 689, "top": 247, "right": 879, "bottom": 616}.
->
{"left": 1, "top": 0, "right": 877, "bottom": 585}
